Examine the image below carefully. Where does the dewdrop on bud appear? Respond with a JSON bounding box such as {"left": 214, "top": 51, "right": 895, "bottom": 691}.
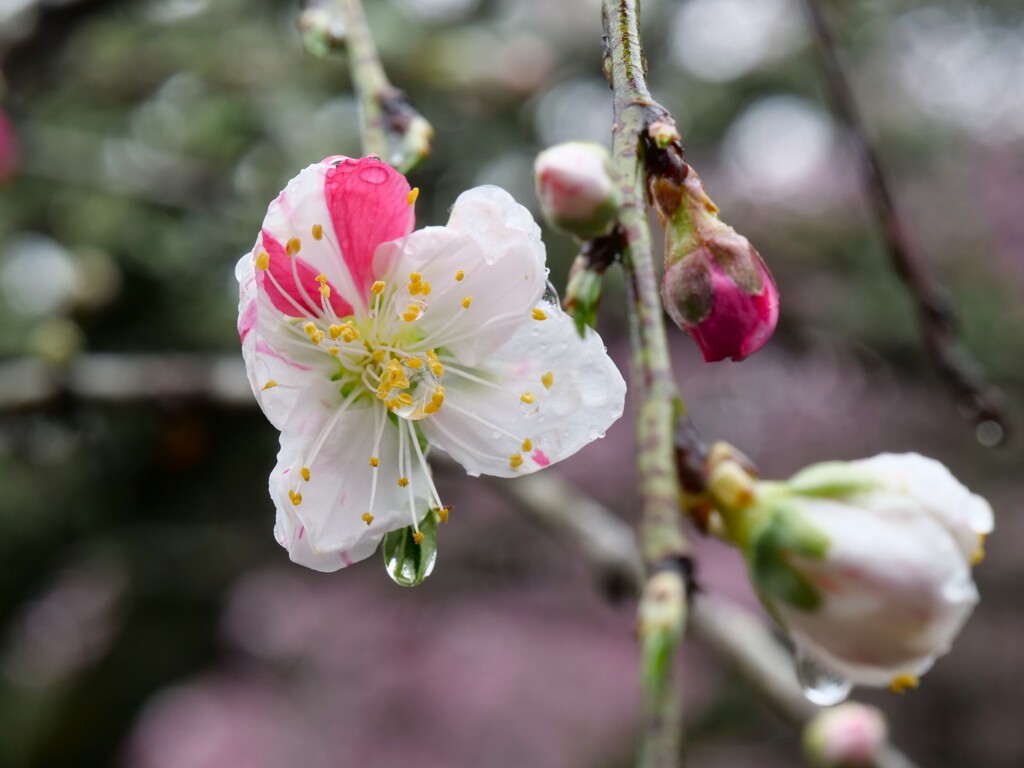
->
{"left": 534, "top": 141, "right": 620, "bottom": 239}
{"left": 803, "top": 703, "right": 888, "bottom": 768}
{"left": 658, "top": 170, "right": 778, "bottom": 362}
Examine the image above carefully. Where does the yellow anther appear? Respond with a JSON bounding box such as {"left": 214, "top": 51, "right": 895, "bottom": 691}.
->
{"left": 413, "top": 531, "right": 425, "bottom": 544}
{"left": 398, "top": 477, "right": 409, "bottom": 487}
{"left": 329, "top": 324, "right": 342, "bottom": 339}
{"left": 300, "top": 467, "right": 311, "bottom": 481}
{"left": 371, "top": 280, "right": 386, "bottom": 295}
{"left": 329, "top": 347, "right": 340, "bottom": 356}
{"left": 424, "top": 386, "right": 446, "bottom": 414}
{"left": 422, "top": 282, "right": 432, "bottom": 295}
{"left": 403, "top": 304, "right": 421, "bottom": 322}
{"left": 286, "top": 237, "right": 301, "bottom": 256}
{"left": 315, "top": 273, "right": 328, "bottom": 284}
{"left": 397, "top": 393, "right": 414, "bottom": 407}
{"left": 255, "top": 251, "right": 270, "bottom": 271}
{"left": 261, "top": 379, "right": 278, "bottom": 391}
{"left": 409, "top": 272, "right": 422, "bottom": 284}
{"left": 522, "top": 438, "right": 533, "bottom": 452}
{"left": 312, "top": 224, "right": 323, "bottom": 240}
{"left": 509, "top": 453, "right": 524, "bottom": 469}
{"left": 520, "top": 392, "right": 536, "bottom": 404}
{"left": 407, "top": 187, "right": 420, "bottom": 205}
{"left": 288, "top": 490, "right": 302, "bottom": 506}
{"left": 971, "top": 533, "right": 987, "bottom": 566}
{"left": 455, "top": 269, "right": 465, "bottom": 282}
{"left": 362, "top": 512, "right": 375, "bottom": 525}
{"left": 890, "top": 675, "right": 920, "bottom": 695}
{"left": 369, "top": 456, "right": 380, "bottom": 467}
{"left": 304, "top": 322, "right": 318, "bottom": 336}
{"left": 437, "top": 506, "right": 450, "bottom": 523}
{"left": 531, "top": 308, "right": 547, "bottom": 321}
{"left": 409, "top": 282, "right": 423, "bottom": 296}
{"left": 430, "top": 362, "right": 444, "bottom": 376}
{"left": 405, "top": 357, "right": 423, "bottom": 369}
{"left": 462, "top": 296, "right": 473, "bottom": 309}
{"left": 541, "top": 371, "right": 554, "bottom": 389}
{"left": 319, "top": 284, "right": 331, "bottom": 299}
{"left": 373, "top": 349, "right": 386, "bottom": 363}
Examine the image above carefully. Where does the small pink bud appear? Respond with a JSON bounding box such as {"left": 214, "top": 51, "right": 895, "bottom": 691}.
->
{"left": 0, "top": 111, "right": 17, "bottom": 184}
{"left": 803, "top": 703, "right": 889, "bottom": 768}
{"left": 660, "top": 172, "right": 778, "bottom": 362}
{"left": 534, "top": 141, "right": 619, "bottom": 239}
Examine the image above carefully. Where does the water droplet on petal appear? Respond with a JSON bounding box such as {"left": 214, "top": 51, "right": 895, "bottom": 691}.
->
{"left": 795, "top": 647, "right": 851, "bottom": 706}
{"left": 587, "top": 427, "right": 605, "bottom": 440}
{"left": 368, "top": 309, "right": 377, "bottom": 319}
{"left": 519, "top": 399, "right": 540, "bottom": 418}
{"left": 491, "top": 430, "right": 502, "bottom": 439}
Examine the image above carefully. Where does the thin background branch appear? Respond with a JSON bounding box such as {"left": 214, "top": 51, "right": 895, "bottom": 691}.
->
{"left": 802, "top": 0, "right": 1007, "bottom": 443}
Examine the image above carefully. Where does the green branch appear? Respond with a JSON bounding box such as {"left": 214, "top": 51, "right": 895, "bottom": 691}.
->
{"left": 601, "top": 1, "right": 691, "bottom": 766}
{"left": 332, "top": 0, "right": 433, "bottom": 172}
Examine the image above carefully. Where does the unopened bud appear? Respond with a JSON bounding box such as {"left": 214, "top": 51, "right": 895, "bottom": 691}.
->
{"left": 740, "top": 453, "right": 993, "bottom": 690}
{"left": 660, "top": 171, "right": 778, "bottom": 362}
{"left": 534, "top": 141, "right": 620, "bottom": 239}
{"left": 296, "top": 5, "right": 347, "bottom": 58}
{"left": 803, "top": 703, "right": 888, "bottom": 768}
{"left": 0, "top": 111, "right": 18, "bottom": 185}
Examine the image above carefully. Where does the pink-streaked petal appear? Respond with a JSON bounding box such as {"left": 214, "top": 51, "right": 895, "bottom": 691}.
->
{"left": 325, "top": 157, "right": 413, "bottom": 299}
{"left": 274, "top": 504, "right": 382, "bottom": 573}
{"left": 236, "top": 254, "right": 333, "bottom": 431}
{"left": 421, "top": 303, "right": 626, "bottom": 479}
{"left": 256, "top": 230, "right": 355, "bottom": 319}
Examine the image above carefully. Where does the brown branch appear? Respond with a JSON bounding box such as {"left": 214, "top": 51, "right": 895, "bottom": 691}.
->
{"left": 802, "top": 0, "right": 1007, "bottom": 442}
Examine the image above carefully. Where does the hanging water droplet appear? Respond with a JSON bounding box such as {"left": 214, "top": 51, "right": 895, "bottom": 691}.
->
{"left": 976, "top": 420, "right": 1004, "bottom": 448}
{"left": 795, "top": 647, "right": 851, "bottom": 706}
{"left": 519, "top": 399, "right": 540, "bottom": 418}
{"left": 383, "top": 517, "right": 438, "bottom": 587}
{"left": 542, "top": 280, "right": 560, "bottom": 307}
{"left": 587, "top": 427, "right": 606, "bottom": 440}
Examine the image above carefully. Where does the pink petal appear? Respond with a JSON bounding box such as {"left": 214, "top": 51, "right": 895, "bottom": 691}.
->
{"left": 256, "top": 230, "right": 355, "bottom": 318}
{"left": 324, "top": 157, "right": 413, "bottom": 298}
{"left": 238, "top": 298, "right": 258, "bottom": 342}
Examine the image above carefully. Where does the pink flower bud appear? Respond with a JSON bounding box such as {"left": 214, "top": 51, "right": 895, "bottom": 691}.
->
{"left": 534, "top": 141, "right": 619, "bottom": 239}
{"left": 803, "top": 703, "right": 888, "bottom": 768}
{"left": 0, "top": 111, "right": 16, "bottom": 184}
{"left": 661, "top": 227, "right": 778, "bottom": 362}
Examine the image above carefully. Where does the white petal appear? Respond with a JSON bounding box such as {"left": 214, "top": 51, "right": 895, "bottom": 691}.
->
{"left": 421, "top": 303, "right": 626, "bottom": 478}
{"left": 274, "top": 504, "right": 381, "bottom": 573}
{"left": 852, "top": 452, "right": 993, "bottom": 560}
{"left": 270, "top": 381, "right": 433, "bottom": 556}
{"left": 373, "top": 186, "right": 548, "bottom": 366}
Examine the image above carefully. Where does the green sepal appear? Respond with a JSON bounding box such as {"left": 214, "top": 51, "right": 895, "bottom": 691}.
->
{"left": 565, "top": 268, "right": 603, "bottom": 338}
{"left": 787, "top": 462, "right": 879, "bottom": 499}
{"left": 382, "top": 511, "right": 438, "bottom": 587}
{"left": 746, "top": 504, "right": 829, "bottom": 612}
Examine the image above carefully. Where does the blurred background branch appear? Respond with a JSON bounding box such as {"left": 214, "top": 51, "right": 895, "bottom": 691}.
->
{"left": 802, "top": 0, "right": 1008, "bottom": 444}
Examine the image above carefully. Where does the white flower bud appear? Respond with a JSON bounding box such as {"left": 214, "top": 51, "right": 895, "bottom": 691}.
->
{"left": 803, "top": 703, "right": 888, "bottom": 768}
{"left": 742, "top": 453, "right": 993, "bottom": 689}
{"left": 533, "top": 141, "right": 619, "bottom": 239}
